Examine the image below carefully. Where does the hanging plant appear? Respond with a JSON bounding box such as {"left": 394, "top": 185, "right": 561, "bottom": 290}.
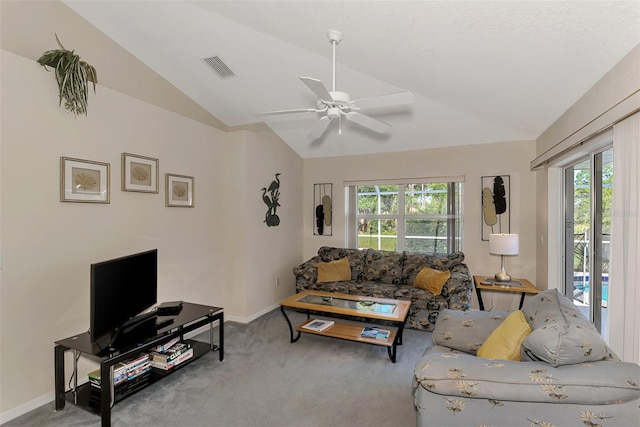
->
{"left": 37, "top": 34, "right": 97, "bottom": 116}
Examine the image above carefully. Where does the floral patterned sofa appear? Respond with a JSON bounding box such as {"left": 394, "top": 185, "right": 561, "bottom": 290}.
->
{"left": 293, "top": 246, "right": 472, "bottom": 331}
{"left": 413, "top": 289, "right": 640, "bottom": 426}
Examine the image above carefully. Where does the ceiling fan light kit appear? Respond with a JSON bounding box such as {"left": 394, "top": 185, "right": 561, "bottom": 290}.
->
{"left": 256, "top": 29, "right": 413, "bottom": 141}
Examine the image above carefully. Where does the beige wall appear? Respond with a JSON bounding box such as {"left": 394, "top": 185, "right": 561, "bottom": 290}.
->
{"left": 0, "top": 49, "right": 302, "bottom": 417}
{"left": 302, "top": 140, "right": 538, "bottom": 310}
{"left": 535, "top": 44, "right": 640, "bottom": 159}
{"left": 226, "top": 127, "right": 304, "bottom": 318}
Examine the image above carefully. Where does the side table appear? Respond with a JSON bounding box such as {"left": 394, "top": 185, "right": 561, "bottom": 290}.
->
{"left": 473, "top": 275, "right": 540, "bottom": 311}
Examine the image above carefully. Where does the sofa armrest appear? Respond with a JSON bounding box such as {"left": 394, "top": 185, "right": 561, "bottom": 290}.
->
{"left": 432, "top": 309, "right": 509, "bottom": 354}
{"left": 293, "top": 255, "right": 322, "bottom": 292}
{"left": 414, "top": 351, "right": 640, "bottom": 405}
{"left": 441, "top": 263, "right": 472, "bottom": 311}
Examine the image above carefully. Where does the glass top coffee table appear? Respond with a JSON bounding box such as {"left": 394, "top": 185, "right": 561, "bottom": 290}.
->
{"left": 279, "top": 290, "right": 411, "bottom": 363}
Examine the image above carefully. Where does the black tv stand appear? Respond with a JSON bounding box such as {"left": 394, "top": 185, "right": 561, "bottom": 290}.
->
{"left": 54, "top": 302, "right": 223, "bottom": 427}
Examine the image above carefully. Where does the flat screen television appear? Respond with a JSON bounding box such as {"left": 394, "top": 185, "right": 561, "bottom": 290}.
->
{"left": 90, "top": 249, "right": 158, "bottom": 345}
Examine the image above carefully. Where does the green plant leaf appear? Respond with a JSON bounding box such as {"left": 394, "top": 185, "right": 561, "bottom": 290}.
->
{"left": 37, "top": 35, "right": 96, "bottom": 116}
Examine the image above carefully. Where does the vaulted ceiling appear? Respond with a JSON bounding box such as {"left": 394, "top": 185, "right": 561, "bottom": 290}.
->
{"left": 63, "top": 1, "right": 640, "bottom": 158}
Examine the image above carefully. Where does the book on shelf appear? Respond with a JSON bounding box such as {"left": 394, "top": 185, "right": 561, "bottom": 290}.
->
{"left": 149, "top": 342, "right": 191, "bottom": 363}
{"left": 301, "top": 319, "right": 335, "bottom": 332}
{"left": 150, "top": 347, "right": 194, "bottom": 371}
{"left": 87, "top": 353, "right": 151, "bottom": 387}
{"left": 154, "top": 336, "right": 180, "bottom": 353}
{"left": 360, "top": 326, "right": 391, "bottom": 340}
{"left": 88, "top": 362, "right": 128, "bottom": 388}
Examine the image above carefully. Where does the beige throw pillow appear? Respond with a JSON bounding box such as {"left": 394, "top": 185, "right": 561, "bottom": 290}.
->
{"left": 414, "top": 267, "right": 450, "bottom": 295}
{"left": 314, "top": 257, "right": 351, "bottom": 283}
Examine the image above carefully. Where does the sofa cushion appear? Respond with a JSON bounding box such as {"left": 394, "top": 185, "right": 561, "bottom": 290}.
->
{"left": 477, "top": 310, "right": 531, "bottom": 361}
{"left": 414, "top": 267, "right": 450, "bottom": 295}
{"left": 314, "top": 257, "right": 351, "bottom": 283}
{"left": 401, "top": 251, "right": 465, "bottom": 285}
{"left": 521, "top": 289, "right": 609, "bottom": 367}
{"left": 362, "top": 249, "right": 403, "bottom": 284}
{"left": 304, "top": 280, "right": 351, "bottom": 294}
{"left": 414, "top": 350, "right": 640, "bottom": 405}
{"left": 317, "top": 247, "right": 366, "bottom": 281}
{"left": 432, "top": 309, "right": 509, "bottom": 355}
{"left": 348, "top": 282, "right": 397, "bottom": 299}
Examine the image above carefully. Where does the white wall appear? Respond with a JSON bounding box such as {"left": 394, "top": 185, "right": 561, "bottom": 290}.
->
{"left": 302, "top": 140, "right": 538, "bottom": 310}
{"left": 0, "top": 49, "right": 302, "bottom": 419}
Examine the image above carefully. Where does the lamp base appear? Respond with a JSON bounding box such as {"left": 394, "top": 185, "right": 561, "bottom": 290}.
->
{"left": 494, "top": 271, "right": 512, "bottom": 282}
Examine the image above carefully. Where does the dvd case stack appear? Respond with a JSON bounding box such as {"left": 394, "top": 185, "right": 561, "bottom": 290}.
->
{"left": 87, "top": 353, "right": 152, "bottom": 408}
{"left": 149, "top": 340, "right": 193, "bottom": 372}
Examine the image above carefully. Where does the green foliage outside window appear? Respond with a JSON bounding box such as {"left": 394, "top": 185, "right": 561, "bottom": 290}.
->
{"left": 356, "top": 182, "right": 462, "bottom": 254}
{"left": 572, "top": 164, "right": 613, "bottom": 273}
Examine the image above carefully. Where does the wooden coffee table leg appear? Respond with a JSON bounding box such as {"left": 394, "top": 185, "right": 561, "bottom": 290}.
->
{"left": 280, "top": 305, "right": 301, "bottom": 343}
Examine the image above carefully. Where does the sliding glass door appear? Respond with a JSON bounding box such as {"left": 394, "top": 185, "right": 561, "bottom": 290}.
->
{"left": 564, "top": 147, "right": 612, "bottom": 336}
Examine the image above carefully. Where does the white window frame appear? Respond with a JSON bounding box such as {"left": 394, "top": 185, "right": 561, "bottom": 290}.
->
{"left": 345, "top": 177, "right": 464, "bottom": 253}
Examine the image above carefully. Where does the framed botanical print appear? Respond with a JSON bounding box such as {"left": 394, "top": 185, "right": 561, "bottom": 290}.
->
{"left": 60, "top": 157, "right": 110, "bottom": 203}
{"left": 122, "top": 153, "right": 159, "bottom": 193}
{"left": 166, "top": 173, "right": 194, "bottom": 207}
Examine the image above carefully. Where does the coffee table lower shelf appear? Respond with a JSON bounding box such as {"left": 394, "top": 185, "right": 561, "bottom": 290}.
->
{"left": 289, "top": 316, "right": 403, "bottom": 362}
{"left": 296, "top": 319, "right": 397, "bottom": 347}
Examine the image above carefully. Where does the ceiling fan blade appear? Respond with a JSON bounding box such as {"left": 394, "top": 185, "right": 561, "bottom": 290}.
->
{"left": 255, "top": 107, "right": 325, "bottom": 117}
{"left": 308, "top": 116, "right": 333, "bottom": 140}
{"left": 344, "top": 112, "right": 391, "bottom": 134}
{"left": 350, "top": 91, "right": 414, "bottom": 110}
{"left": 300, "top": 77, "right": 333, "bottom": 102}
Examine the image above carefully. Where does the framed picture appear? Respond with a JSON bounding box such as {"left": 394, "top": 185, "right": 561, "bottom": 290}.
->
{"left": 166, "top": 173, "right": 194, "bottom": 207}
{"left": 122, "top": 153, "right": 159, "bottom": 193}
{"left": 481, "top": 175, "right": 510, "bottom": 240}
{"left": 60, "top": 157, "right": 110, "bottom": 203}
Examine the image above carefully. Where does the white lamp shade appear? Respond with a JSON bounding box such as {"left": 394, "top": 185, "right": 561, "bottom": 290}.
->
{"left": 489, "top": 233, "right": 519, "bottom": 255}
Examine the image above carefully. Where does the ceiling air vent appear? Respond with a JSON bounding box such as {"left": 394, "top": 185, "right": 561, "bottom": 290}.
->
{"left": 202, "top": 56, "right": 236, "bottom": 79}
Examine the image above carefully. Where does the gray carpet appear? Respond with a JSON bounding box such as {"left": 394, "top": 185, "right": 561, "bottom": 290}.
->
{"left": 6, "top": 308, "right": 433, "bottom": 427}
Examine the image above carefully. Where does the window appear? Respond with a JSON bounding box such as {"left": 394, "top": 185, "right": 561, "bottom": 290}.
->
{"left": 347, "top": 180, "right": 463, "bottom": 254}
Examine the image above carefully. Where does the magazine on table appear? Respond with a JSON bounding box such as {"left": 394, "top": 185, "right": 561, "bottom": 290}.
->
{"left": 302, "top": 319, "right": 335, "bottom": 332}
{"left": 361, "top": 326, "right": 391, "bottom": 339}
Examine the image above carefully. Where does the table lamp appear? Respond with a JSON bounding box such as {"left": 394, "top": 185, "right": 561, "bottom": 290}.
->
{"left": 489, "top": 233, "right": 519, "bottom": 282}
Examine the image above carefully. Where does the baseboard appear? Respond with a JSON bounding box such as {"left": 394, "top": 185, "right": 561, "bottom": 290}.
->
{"left": 225, "top": 303, "right": 279, "bottom": 324}
{"left": 0, "top": 392, "right": 52, "bottom": 425}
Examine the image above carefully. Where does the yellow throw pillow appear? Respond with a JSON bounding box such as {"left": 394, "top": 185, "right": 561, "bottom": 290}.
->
{"left": 414, "top": 267, "right": 450, "bottom": 295}
{"left": 314, "top": 257, "right": 351, "bottom": 283}
{"left": 477, "top": 310, "right": 532, "bottom": 361}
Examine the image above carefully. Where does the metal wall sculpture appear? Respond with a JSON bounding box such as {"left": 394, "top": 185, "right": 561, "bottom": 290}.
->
{"left": 481, "top": 175, "right": 510, "bottom": 240}
{"left": 314, "top": 183, "right": 332, "bottom": 235}
{"left": 261, "top": 173, "right": 281, "bottom": 227}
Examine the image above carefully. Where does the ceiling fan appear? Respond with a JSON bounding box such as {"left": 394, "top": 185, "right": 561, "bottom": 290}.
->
{"left": 256, "top": 30, "right": 413, "bottom": 140}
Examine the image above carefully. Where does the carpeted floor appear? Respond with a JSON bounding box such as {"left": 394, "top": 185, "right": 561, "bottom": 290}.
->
{"left": 5, "top": 308, "right": 433, "bottom": 427}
